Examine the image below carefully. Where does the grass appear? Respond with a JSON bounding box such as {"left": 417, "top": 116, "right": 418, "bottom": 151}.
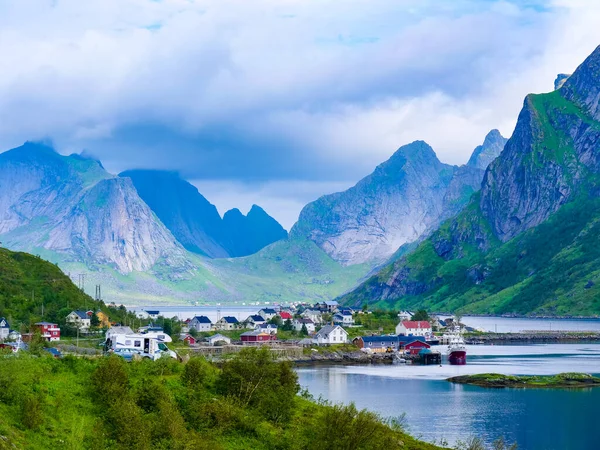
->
{"left": 448, "top": 372, "right": 600, "bottom": 389}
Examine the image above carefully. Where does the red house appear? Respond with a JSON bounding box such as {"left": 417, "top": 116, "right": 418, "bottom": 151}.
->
{"left": 34, "top": 322, "right": 61, "bottom": 342}
{"left": 240, "top": 330, "right": 276, "bottom": 344}
{"left": 403, "top": 340, "right": 430, "bottom": 355}
{"left": 279, "top": 311, "right": 293, "bottom": 320}
{"left": 183, "top": 334, "right": 197, "bottom": 345}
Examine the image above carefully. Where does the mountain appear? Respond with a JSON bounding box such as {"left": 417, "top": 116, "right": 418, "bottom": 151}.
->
{"left": 340, "top": 46, "right": 600, "bottom": 316}
{"left": 121, "top": 170, "right": 287, "bottom": 258}
{"left": 290, "top": 134, "right": 505, "bottom": 266}
{"left": 467, "top": 129, "right": 508, "bottom": 170}
{"left": 0, "top": 143, "right": 190, "bottom": 275}
{"left": 0, "top": 246, "right": 98, "bottom": 325}
{"left": 222, "top": 205, "right": 288, "bottom": 257}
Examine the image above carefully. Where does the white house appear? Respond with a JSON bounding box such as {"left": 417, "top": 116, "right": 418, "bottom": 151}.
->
{"left": 258, "top": 308, "right": 278, "bottom": 321}
{"left": 255, "top": 323, "right": 278, "bottom": 335}
{"left": 317, "top": 301, "right": 338, "bottom": 313}
{"left": 293, "top": 318, "right": 315, "bottom": 333}
{"left": 397, "top": 311, "right": 412, "bottom": 321}
{"left": 189, "top": 315, "right": 212, "bottom": 332}
{"left": 301, "top": 309, "right": 323, "bottom": 324}
{"left": 313, "top": 325, "right": 348, "bottom": 345}
{"left": 245, "top": 315, "right": 266, "bottom": 329}
{"left": 0, "top": 317, "right": 9, "bottom": 340}
{"left": 66, "top": 310, "right": 91, "bottom": 330}
{"left": 215, "top": 316, "right": 239, "bottom": 331}
{"left": 207, "top": 334, "right": 231, "bottom": 346}
{"left": 333, "top": 311, "right": 354, "bottom": 326}
{"left": 395, "top": 320, "right": 432, "bottom": 336}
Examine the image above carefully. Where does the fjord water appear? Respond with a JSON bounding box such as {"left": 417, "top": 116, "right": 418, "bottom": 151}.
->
{"left": 297, "top": 343, "right": 600, "bottom": 450}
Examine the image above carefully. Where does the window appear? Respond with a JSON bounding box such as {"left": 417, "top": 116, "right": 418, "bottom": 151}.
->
{"left": 134, "top": 341, "right": 141, "bottom": 347}
{"left": 333, "top": 336, "right": 336, "bottom": 341}
{"left": 125, "top": 340, "right": 131, "bottom": 345}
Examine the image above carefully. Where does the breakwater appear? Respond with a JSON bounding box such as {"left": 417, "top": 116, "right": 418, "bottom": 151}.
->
{"left": 466, "top": 331, "right": 600, "bottom": 343}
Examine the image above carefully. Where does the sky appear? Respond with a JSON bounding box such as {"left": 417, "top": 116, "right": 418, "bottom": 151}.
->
{"left": 1, "top": 0, "right": 600, "bottom": 229}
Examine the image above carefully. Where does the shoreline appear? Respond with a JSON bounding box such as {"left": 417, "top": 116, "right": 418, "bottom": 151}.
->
{"left": 448, "top": 373, "right": 600, "bottom": 389}
{"left": 464, "top": 332, "right": 600, "bottom": 343}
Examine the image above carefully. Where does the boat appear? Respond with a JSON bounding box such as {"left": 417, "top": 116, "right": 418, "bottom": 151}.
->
{"left": 447, "top": 327, "right": 467, "bottom": 365}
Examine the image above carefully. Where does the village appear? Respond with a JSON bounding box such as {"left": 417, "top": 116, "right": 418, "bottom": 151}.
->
{"left": 0, "top": 301, "right": 465, "bottom": 365}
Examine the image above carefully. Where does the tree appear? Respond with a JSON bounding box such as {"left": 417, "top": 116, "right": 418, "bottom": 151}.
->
{"left": 362, "top": 303, "right": 369, "bottom": 313}
{"left": 300, "top": 324, "right": 308, "bottom": 336}
{"left": 282, "top": 318, "right": 293, "bottom": 331}
{"left": 268, "top": 316, "right": 283, "bottom": 327}
{"left": 90, "top": 310, "right": 100, "bottom": 328}
{"left": 411, "top": 309, "right": 430, "bottom": 322}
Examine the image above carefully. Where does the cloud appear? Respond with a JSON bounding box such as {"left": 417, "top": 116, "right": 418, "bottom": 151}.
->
{"left": 1, "top": 0, "right": 600, "bottom": 226}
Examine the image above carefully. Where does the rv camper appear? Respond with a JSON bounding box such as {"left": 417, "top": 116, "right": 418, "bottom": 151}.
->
{"left": 104, "top": 333, "right": 177, "bottom": 361}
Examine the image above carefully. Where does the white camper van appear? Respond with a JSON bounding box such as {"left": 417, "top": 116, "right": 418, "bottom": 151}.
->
{"left": 104, "top": 333, "right": 177, "bottom": 361}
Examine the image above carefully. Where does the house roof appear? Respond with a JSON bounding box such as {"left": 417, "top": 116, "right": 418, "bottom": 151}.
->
{"left": 279, "top": 312, "right": 293, "bottom": 319}
{"left": 258, "top": 323, "right": 277, "bottom": 329}
{"left": 220, "top": 316, "right": 238, "bottom": 323}
{"left": 361, "top": 335, "right": 400, "bottom": 344}
{"left": 191, "top": 315, "right": 212, "bottom": 324}
{"left": 71, "top": 310, "right": 89, "bottom": 319}
{"left": 401, "top": 321, "right": 431, "bottom": 329}
{"left": 398, "top": 335, "right": 426, "bottom": 344}
{"left": 0, "top": 317, "right": 9, "bottom": 328}
{"left": 405, "top": 340, "right": 431, "bottom": 348}
{"left": 145, "top": 310, "right": 160, "bottom": 315}
{"left": 248, "top": 315, "right": 266, "bottom": 322}
{"left": 241, "top": 330, "right": 270, "bottom": 337}
{"left": 324, "top": 301, "right": 338, "bottom": 306}
{"left": 315, "top": 325, "right": 345, "bottom": 337}
{"left": 208, "top": 333, "right": 230, "bottom": 342}
{"left": 296, "top": 318, "right": 314, "bottom": 324}
{"left": 260, "top": 308, "right": 277, "bottom": 314}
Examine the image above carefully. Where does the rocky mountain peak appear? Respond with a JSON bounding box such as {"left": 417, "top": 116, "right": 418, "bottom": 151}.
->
{"left": 467, "top": 129, "right": 508, "bottom": 170}
{"left": 561, "top": 45, "right": 600, "bottom": 120}
{"left": 554, "top": 73, "right": 571, "bottom": 90}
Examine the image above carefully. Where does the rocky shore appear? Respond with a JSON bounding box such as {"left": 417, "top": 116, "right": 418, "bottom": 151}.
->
{"left": 293, "top": 350, "right": 400, "bottom": 365}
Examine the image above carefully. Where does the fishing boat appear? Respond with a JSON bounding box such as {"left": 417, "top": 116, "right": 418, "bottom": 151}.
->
{"left": 447, "top": 327, "right": 467, "bottom": 365}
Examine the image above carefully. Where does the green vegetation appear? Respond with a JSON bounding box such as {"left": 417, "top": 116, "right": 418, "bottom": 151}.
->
{"left": 448, "top": 372, "right": 600, "bottom": 389}
{"left": 345, "top": 195, "right": 600, "bottom": 316}
{"left": 0, "top": 349, "right": 444, "bottom": 450}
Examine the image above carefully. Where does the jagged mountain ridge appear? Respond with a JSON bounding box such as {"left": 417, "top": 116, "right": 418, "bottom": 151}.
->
{"left": 121, "top": 170, "right": 287, "bottom": 258}
{"left": 340, "top": 45, "right": 600, "bottom": 315}
{"left": 0, "top": 143, "right": 191, "bottom": 275}
{"left": 290, "top": 131, "right": 505, "bottom": 266}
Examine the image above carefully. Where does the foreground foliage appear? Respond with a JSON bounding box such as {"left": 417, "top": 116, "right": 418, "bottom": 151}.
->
{"left": 0, "top": 348, "right": 444, "bottom": 450}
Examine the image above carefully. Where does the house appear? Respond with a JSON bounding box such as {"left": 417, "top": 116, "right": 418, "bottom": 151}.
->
{"left": 403, "top": 339, "right": 431, "bottom": 355}
{"left": 317, "top": 301, "right": 338, "bottom": 313}
{"left": 353, "top": 335, "right": 400, "bottom": 353}
{"left": 182, "top": 334, "right": 197, "bottom": 345}
{"left": 397, "top": 311, "right": 412, "bottom": 321}
{"left": 396, "top": 320, "right": 432, "bottom": 336}
{"left": 278, "top": 311, "right": 293, "bottom": 321}
{"left": 240, "top": 330, "right": 276, "bottom": 344}
{"left": 255, "top": 323, "right": 278, "bottom": 335}
{"left": 189, "top": 315, "right": 212, "bottom": 332}
{"left": 301, "top": 309, "right": 323, "bottom": 324}
{"left": 0, "top": 317, "right": 9, "bottom": 340}
{"left": 244, "top": 315, "right": 266, "bottom": 329}
{"left": 144, "top": 310, "right": 160, "bottom": 319}
{"left": 313, "top": 325, "right": 348, "bottom": 345}
{"left": 105, "top": 326, "right": 134, "bottom": 341}
{"left": 34, "top": 322, "right": 60, "bottom": 341}
{"left": 215, "top": 316, "right": 239, "bottom": 331}
{"left": 258, "top": 308, "right": 277, "bottom": 320}
{"left": 293, "top": 318, "right": 315, "bottom": 333}
{"left": 333, "top": 310, "right": 354, "bottom": 326}
{"left": 207, "top": 334, "right": 231, "bottom": 346}
{"left": 66, "top": 310, "right": 91, "bottom": 330}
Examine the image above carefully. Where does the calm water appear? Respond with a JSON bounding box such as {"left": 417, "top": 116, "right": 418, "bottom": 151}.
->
{"left": 445, "top": 316, "right": 600, "bottom": 333}
{"left": 297, "top": 343, "right": 600, "bottom": 450}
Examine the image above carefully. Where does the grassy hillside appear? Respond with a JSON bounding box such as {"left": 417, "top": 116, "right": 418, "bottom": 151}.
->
{"left": 0, "top": 247, "right": 101, "bottom": 327}
{"left": 343, "top": 195, "right": 600, "bottom": 316}
{"left": 37, "top": 238, "right": 371, "bottom": 306}
{"left": 0, "top": 350, "right": 444, "bottom": 450}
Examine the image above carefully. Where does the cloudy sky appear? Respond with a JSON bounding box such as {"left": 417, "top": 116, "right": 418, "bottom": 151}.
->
{"left": 1, "top": 0, "right": 600, "bottom": 229}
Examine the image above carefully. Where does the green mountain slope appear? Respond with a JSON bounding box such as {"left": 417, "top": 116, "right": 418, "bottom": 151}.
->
{"left": 0, "top": 247, "right": 99, "bottom": 326}
{"left": 341, "top": 46, "right": 600, "bottom": 316}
